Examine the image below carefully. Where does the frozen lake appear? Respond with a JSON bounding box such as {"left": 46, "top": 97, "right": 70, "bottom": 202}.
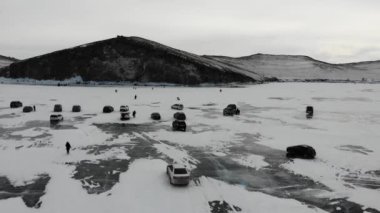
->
{"left": 0, "top": 83, "right": 379, "bottom": 213}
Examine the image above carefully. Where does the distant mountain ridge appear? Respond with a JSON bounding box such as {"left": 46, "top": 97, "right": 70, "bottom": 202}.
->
{"left": 205, "top": 53, "right": 380, "bottom": 82}
{"left": 0, "top": 55, "right": 18, "bottom": 68}
{"left": 1, "top": 36, "right": 380, "bottom": 84}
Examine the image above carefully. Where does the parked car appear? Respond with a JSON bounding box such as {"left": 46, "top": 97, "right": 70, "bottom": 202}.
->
{"left": 166, "top": 163, "right": 190, "bottom": 186}
{"left": 10, "top": 101, "right": 23, "bottom": 108}
{"left": 72, "top": 105, "right": 81, "bottom": 112}
{"left": 306, "top": 106, "right": 314, "bottom": 119}
{"left": 120, "top": 105, "right": 129, "bottom": 112}
{"left": 23, "top": 106, "right": 33, "bottom": 113}
{"left": 172, "top": 120, "right": 186, "bottom": 131}
{"left": 151, "top": 112, "right": 161, "bottom": 120}
{"left": 50, "top": 114, "right": 63, "bottom": 124}
{"left": 286, "top": 145, "right": 316, "bottom": 159}
{"left": 171, "top": 104, "right": 184, "bottom": 110}
{"left": 103, "top": 105, "right": 114, "bottom": 113}
{"left": 173, "top": 112, "right": 186, "bottom": 120}
{"left": 120, "top": 112, "right": 130, "bottom": 120}
{"left": 223, "top": 104, "right": 240, "bottom": 116}
{"left": 54, "top": 104, "right": 62, "bottom": 112}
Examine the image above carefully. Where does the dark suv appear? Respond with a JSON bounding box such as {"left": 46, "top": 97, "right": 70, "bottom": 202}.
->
{"left": 223, "top": 104, "right": 240, "bottom": 116}
{"left": 151, "top": 112, "right": 161, "bottom": 120}
{"left": 172, "top": 120, "right": 186, "bottom": 131}
{"left": 54, "top": 104, "right": 62, "bottom": 112}
{"left": 10, "top": 101, "right": 23, "bottom": 108}
{"left": 103, "top": 106, "right": 114, "bottom": 113}
{"left": 286, "top": 145, "right": 316, "bottom": 159}
{"left": 173, "top": 112, "right": 186, "bottom": 120}
{"left": 72, "top": 105, "right": 81, "bottom": 112}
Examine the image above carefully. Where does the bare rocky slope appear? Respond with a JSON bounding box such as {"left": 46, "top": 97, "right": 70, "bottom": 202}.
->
{"left": 0, "top": 36, "right": 258, "bottom": 85}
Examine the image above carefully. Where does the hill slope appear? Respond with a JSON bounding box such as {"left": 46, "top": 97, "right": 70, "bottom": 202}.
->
{"left": 0, "top": 55, "right": 18, "bottom": 68}
{"left": 0, "top": 36, "right": 258, "bottom": 84}
{"left": 205, "top": 54, "right": 380, "bottom": 81}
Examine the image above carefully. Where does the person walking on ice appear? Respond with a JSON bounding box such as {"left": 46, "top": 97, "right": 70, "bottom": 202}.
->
{"left": 65, "top": 142, "right": 71, "bottom": 154}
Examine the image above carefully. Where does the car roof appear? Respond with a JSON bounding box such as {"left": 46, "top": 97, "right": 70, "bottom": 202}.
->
{"left": 173, "top": 164, "right": 187, "bottom": 169}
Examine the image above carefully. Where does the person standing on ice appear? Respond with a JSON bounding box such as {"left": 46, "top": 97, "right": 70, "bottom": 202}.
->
{"left": 33, "top": 105, "right": 36, "bottom": 111}
{"left": 132, "top": 110, "right": 136, "bottom": 118}
{"left": 134, "top": 95, "right": 137, "bottom": 100}
{"left": 65, "top": 142, "right": 71, "bottom": 154}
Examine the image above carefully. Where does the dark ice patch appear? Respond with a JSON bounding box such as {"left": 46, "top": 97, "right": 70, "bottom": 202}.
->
{"left": 268, "top": 97, "right": 294, "bottom": 100}
{"left": 336, "top": 145, "right": 373, "bottom": 155}
{"left": 208, "top": 200, "right": 241, "bottom": 213}
{"left": 71, "top": 159, "right": 129, "bottom": 194}
{"left": 71, "top": 129, "right": 165, "bottom": 194}
{"left": 342, "top": 171, "right": 380, "bottom": 190}
{"left": 0, "top": 174, "right": 50, "bottom": 208}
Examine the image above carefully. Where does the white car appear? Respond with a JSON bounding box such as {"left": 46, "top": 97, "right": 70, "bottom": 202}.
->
{"left": 166, "top": 163, "right": 190, "bottom": 185}
{"left": 120, "top": 105, "right": 129, "bottom": 112}
{"left": 171, "top": 104, "right": 184, "bottom": 110}
{"left": 50, "top": 114, "right": 63, "bottom": 123}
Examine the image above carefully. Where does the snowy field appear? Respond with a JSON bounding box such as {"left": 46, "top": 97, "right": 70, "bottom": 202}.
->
{"left": 0, "top": 83, "right": 379, "bottom": 213}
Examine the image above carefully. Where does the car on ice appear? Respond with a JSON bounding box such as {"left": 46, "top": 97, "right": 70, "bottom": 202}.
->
{"left": 10, "top": 101, "right": 23, "bottom": 108}
{"left": 172, "top": 120, "right": 186, "bottom": 131}
{"left": 173, "top": 112, "right": 186, "bottom": 120}
{"left": 151, "top": 112, "right": 161, "bottom": 120}
{"left": 223, "top": 104, "right": 240, "bottom": 116}
{"left": 72, "top": 105, "right": 81, "bottom": 112}
{"left": 50, "top": 114, "right": 63, "bottom": 124}
{"left": 171, "top": 104, "right": 184, "bottom": 110}
{"left": 103, "top": 105, "right": 114, "bottom": 113}
{"left": 23, "top": 106, "right": 33, "bottom": 113}
{"left": 306, "top": 106, "right": 314, "bottom": 119}
{"left": 54, "top": 104, "right": 63, "bottom": 112}
{"left": 286, "top": 145, "right": 316, "bottom": 159}
{"left": 120, "top": 112, "right": 130, "bottom": 120}
{"left": 166, "top": 163, "right": 190, "bottom": 186}
{"left": 120, "top": 105, "right": 129, "bottom": 112}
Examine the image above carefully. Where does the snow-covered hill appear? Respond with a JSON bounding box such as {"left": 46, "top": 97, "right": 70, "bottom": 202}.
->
{"left": 205, "top": 54, "right": 380, "bottom": 82}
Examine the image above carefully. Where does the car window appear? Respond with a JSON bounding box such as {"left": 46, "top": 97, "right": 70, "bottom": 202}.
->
{"left": 174, "top": 168, "right": 187, "bottom": 174}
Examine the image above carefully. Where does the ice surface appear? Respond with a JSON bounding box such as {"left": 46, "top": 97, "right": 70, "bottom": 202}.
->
{"left": 0, "top": 83, "right": 379, "bottom": 212}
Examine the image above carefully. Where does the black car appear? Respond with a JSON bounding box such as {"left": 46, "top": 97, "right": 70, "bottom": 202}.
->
{"left": 120, "top": 112, "right": 130, "bottom": 120}
{"left": 286, "top": 145, "right": 316, "bottom": 159}
{"left": 50, "top": 114, "right": 64, "bottom": 124}
{"left": 10, "top": 101, "right": 23, "bottom": 108}
{"left": 103, "top": 105, "right": 114, "bottom": 113}
{"left": 173, "top": 112, "right": 186, "bottom": 120}
{"left": 172, "top": 120, "right": 186, "bottom": 131}
{"left": 151, "top": 112, "right": 161, "bottom": 120}
{"left": 306, "top": 106, "right": 313, "bottom": 119}
{"left": 227, "top": 104, "right": 237, "bottom": 110}
{"left": 72, "top": 105, "right": 81, "bottom": 112}
{"left": 54, "top": 104, "right": 62, "bottom": 112}
{"left": 23, "top": 106, "right": 33, "bottom": 113}
{"left": 223, "top": 104, "right": 240, "bottom": 116}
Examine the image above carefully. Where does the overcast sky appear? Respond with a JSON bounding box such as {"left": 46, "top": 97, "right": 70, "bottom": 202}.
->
{"left": 1, "top": 0, "right": 380, "bottom": 63}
